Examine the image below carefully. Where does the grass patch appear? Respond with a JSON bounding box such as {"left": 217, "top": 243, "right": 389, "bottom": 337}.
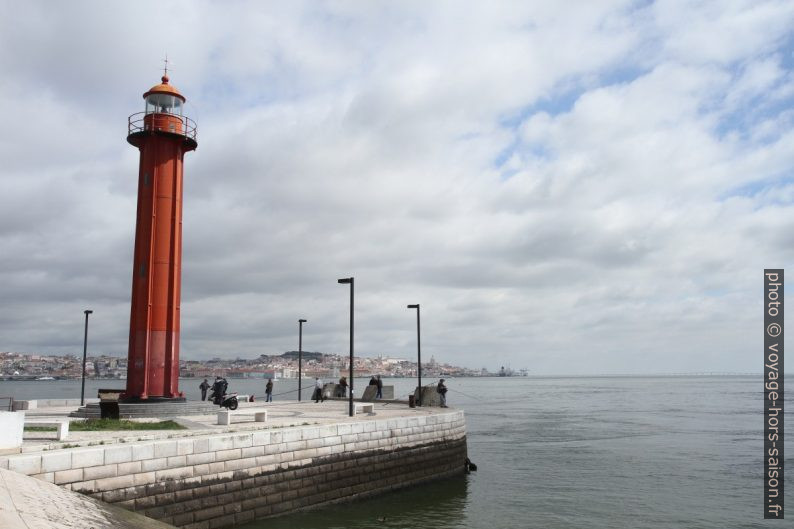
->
{"left": 71, "top": 419, "right": 187, "bottom": 431}
{"left": 27, "top": 420, "right": 186, "bottom": 432}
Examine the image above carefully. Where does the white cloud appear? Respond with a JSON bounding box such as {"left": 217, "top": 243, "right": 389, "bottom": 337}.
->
{"left": 0, "top": 1, "right": 792, "bottom": 374}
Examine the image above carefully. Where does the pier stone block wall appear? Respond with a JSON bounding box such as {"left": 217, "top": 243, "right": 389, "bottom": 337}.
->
{"left": 0, "top": 410, "right": 466, "bottom": 529}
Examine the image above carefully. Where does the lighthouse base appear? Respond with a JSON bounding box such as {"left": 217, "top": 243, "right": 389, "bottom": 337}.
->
{"left": 120, "top": 396, "right": 187, "bottom": 404}
{"left": 70, "top": 400, "right": 217, "bottom": 419}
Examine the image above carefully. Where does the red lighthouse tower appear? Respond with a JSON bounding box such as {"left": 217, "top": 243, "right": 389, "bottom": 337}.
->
{"left": 124, "top": 73, "right": 197, "bottom": 401}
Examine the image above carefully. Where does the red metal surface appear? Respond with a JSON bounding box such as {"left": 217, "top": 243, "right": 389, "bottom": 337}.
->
{"left": 129, "top": 112, "right": 197, "bottom": 140}
{"left": 124, "top": 77, "right": 197, "bottom": 400}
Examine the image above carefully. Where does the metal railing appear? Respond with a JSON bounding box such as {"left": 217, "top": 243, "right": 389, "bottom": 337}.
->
{"left": 128, "top": 112, "right": 197, "bottom": 141}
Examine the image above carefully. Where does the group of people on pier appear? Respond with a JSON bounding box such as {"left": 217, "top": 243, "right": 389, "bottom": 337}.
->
{"left": 198, "top": 375, "right": 449, "bottom": 407}
{"left": 198, "top": 376, "right": 273, "bottom": 403}
{"left": 368, "top": 375, "right": 384, "bottom": 399}
{"left": 199, "top": 376, "right": 232, "bottom": 406}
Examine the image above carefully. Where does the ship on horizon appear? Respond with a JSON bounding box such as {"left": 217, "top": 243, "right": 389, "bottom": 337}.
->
{"left": 498, "top": 366, "right": 529, "bottom": 377}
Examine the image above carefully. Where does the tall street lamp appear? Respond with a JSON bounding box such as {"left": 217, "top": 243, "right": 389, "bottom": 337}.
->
{"left": 80, "top": 309, "right": 93, "bottom": 406}
{"left": 298, "top": 319, "right": 307, "bottom": 402}
{"left": 407, "top": 304, "right": 422, "bottom": 406}
{"left": 337, "top": 277, "right": 354, "bottom": 417}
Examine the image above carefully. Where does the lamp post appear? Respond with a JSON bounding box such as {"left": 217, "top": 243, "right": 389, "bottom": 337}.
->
{"left": 337, "top": 277, "right": 354, "bottom": 417}
{"left": 407, "top": 304, "right": 422, "bottom": 406}
{"left": 80, "top": 309, "right": 93, "bottom": 406}
{"left": 298, "top": 319, "right": 307, "bottom": 401}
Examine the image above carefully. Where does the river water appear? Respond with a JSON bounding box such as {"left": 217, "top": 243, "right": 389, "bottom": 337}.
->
{"left": 1, "top": 375, "right": 787, "bottom": 528}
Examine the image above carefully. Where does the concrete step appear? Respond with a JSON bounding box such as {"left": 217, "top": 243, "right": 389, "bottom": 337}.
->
{"left": 69, "top": 401, "right": 221, "bottom": 419}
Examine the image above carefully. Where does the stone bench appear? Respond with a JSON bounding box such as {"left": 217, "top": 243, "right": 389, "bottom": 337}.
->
{"left": 24, "top": 419, "right": 70, "bottom": 441}
{"left": 353, "top": 403, "right": 374, "bottom": 415}
{"left": 217, "top": 408, "right": 268, "bottom": 426}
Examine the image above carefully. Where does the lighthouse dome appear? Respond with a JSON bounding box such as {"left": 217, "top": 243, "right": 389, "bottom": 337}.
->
{"left": 143, "top": 75, "right": 184, "bottom": 116}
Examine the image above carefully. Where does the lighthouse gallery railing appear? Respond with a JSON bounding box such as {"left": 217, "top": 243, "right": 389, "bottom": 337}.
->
{"left": 128, "top": 112, "right": 197, "bottom": 141}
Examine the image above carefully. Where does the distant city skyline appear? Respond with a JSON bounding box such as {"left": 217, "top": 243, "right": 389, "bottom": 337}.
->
{"left": 0, "top": 350, "right": 492, "bottom": 380}
{"left": 0, "top": 2, "right": 792, "bottom": 374}
{"left": 2, "top": 350, "right": 760, "bottom": 379}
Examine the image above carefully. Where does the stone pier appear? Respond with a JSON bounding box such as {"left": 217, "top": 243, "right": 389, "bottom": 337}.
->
{"left": 0, "top": 400, "right": 467, "bottom": 528}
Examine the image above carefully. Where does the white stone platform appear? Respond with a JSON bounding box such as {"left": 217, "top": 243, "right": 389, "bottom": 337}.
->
{"left": 14, "top": 399, "right": 447, "bottom": 452}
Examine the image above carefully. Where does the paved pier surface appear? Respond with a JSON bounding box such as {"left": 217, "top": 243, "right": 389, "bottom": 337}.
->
{"left": 0, "top": 467, "right": 174, "bottom": 528}
{"left": 18, "top": 399, "right": 447, "bottom": 452}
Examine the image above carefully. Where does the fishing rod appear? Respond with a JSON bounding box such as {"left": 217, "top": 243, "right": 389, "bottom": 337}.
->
{"left": 249, "top": 387, "right": 302, "bottom": 401}
{"left": 447, "top": 387, "right": 479, "bottom": 400}
{"left": 423, "top": 378, "right": 479, "bottom": 401}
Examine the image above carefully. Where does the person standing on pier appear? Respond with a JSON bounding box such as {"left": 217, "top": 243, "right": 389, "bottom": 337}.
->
{"left": 437, "top": 379, "right": 448, "bottom": 407}
{"left": 376, "top": 375, "right": 383, "bottom": 399}
{"left": 313, "top": 377, "right": 325, "bottom": 403}
{"left": 265, "top": 378, "right": 273, "bottom": 402}
{"left": 199, "top": 379, "right": 210, "bottom": 401}
{"left": 338, "top": 376, "right": 348, "bottom": 397}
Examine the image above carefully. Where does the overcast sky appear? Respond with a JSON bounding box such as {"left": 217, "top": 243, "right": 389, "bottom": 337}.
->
{"left": 0, "top": 1, "right": 792, "bottom": 373}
